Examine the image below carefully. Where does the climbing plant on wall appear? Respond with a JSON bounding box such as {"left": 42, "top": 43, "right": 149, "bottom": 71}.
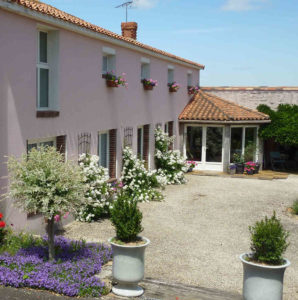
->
{"left": 257, "top": 104, "right": 298, "bottom": 146}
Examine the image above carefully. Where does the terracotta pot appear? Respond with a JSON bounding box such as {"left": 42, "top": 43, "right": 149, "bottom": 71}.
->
{"left": 143, "top": 84, "right": 153, "bottom": 91}
{"left": 106, "top": 80, "right": 118, "bottom": 88}
{"left": 169, "top": 87, "right": 177, "bottom": 93}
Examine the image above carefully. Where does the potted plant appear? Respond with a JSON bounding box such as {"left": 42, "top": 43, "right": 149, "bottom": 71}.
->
{"left": 187, "top": 86, "right": 199, "bottom": 95}
{"left": 168, "top": 82, "right": 180, "bottom": 93}
{"left": 227, "top": 164, "right": 236, "bottom": 175}
{"left": 186, "top": 160, "right": 197, "bottom": 172}
{"left": 254, "top": 162, "right": 260, "bottom": 174}
{"left": 244, "top": 161, "right": 256, "bottom": 175}
{"left": 142, "top": 78, "right": 158, "bottom": 91}
{"left": 240, "top": 212, "right": 290, "bottom": 300}
{"left": 105, "top": 72, "right": 127, "bottom": 88}
{"left": 232, "top": 153, "right": 245, "bottom": 174}
{"left": 109, "top": 192, "right": 150, "bottom": 297}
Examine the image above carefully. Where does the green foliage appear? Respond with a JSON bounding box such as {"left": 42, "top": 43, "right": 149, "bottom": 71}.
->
{"left": 257, "top": 104, "right": 298, "bottom": 146}
{"left": 232, "top": 153, "right": 244, "bottom": 164}
{"left": 0, "top": 228, "right": 43, "bottom": 255}
{"left": 292, "top": 200, "right": 298, "bottom": 215}
{"left": 244, "top": 142, "right": 257, "bottom": 162}
{"left": 249, "top": 212, "right": 289, "bottom": 265}
{"left": 7, "top": 146, "right": 85, "bottom": 219}
{"left": 110, "top": 193, "right": 143, "bottom": 243}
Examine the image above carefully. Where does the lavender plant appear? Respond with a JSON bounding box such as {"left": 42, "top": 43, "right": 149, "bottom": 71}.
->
{"left": 0, "top": 235, "right": 112, "bottom": 297}
{"left": 7, "top": 147, "right": 85, "bottom": 261}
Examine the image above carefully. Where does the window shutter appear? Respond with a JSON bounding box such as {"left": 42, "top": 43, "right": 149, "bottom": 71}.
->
{"left": 143, "top": 124, "right": 150, "bottom": 167}
{"left": 109, "top": 129, "right": 117, "bottom": 178}
{"left": 168, "top": 121, "right": 174, "bottom": 150}
{"left": 56, "top": 135, "right": 66, "bottom": 160}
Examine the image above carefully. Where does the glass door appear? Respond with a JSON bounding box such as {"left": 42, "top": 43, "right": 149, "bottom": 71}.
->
{"left": 206, "top": 127, "right": 223, "bottom": 162}
{"left": 186, "top": 126, "right": 203, "bottom": 161}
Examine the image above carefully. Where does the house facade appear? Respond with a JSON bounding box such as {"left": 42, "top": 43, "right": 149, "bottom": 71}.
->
{"left": 0, "top": 0, "right": 204, "bottom": 232}
{"left": 0, "top": 0, "right": 272, "bottom": 233}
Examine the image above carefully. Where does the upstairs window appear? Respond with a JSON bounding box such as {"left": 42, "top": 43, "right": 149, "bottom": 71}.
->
{"left": 102, "top": 47, "right": 116, "bottom": 74}
{"left": 37, "top": 31, "right": 49, "bottom": 109}
{"left": 141, "top": 58, "right": 150, "bottom": 80}
{"left": 167, "top": 66, "right": 174, "bottom": 84}
{"left": 187, "top": 72, "right": 193, "bottom": 87}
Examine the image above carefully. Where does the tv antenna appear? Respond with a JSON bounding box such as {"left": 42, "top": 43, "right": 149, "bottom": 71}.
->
{"left": 115, "top": 1, "right": 133, "bottom": 22}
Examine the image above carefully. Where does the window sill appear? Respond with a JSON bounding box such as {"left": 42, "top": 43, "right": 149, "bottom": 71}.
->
{"left": 36, "top": 111, "right": 60, "bottom": 118}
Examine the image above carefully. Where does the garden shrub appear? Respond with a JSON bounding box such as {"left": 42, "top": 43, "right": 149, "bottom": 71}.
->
{"left": 7, "top": 146, "right": 85, "bottom": 260}
{"left": 110, "top": 192, "right": 143, "bottom": 242}
{"left": 77, "top": 154, "right": 115, "bottom": 222}
{"left": 155, "top": 127, "right": 188, "bottom": 184}
{"left": 292, "top": 200, "right": 298, "bottom": 215}
{"left": 249, "top": 212, "right": 289, "bottom": 265}
{"left": 121, "top": 147, "right": 164, "bottom": 202}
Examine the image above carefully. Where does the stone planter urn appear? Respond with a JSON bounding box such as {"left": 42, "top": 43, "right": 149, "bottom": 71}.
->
{"left": 109, "top": 237, "right": 150, "bottom": 297}
{"left": 106, "top": 80, "right": 118, "bottom": 88}
{"left": 240, "top": 253, "right": 290, "bottom": 300}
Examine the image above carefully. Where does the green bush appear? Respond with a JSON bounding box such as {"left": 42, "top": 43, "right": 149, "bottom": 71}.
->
{"left": 110, "top": 193, "right": 143, "bottom": 243}
{"left": 249, "top": 212, "right": 289, "bottom": 265}
{"left": 292, "top": 200, "right": 298, "bottom": 215}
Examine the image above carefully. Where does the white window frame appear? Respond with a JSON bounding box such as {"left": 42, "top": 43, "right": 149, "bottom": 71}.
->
{"left": 137, "top": 126, "right": 144, "bottom": 159}
{"left": 167, "top": 65, "right": 174, "bottom": 84}
{"left": 102, "top": 47, "right": 116, "bottom": 74}
{"left": 230, "top": 125, "right": 259, "bottom": 163}
{"left": 37, "top": 30, "right": 50, "bottom": 110}
{"left": 141, "top": 60, "right": 150, "bottom": 80}
{"left": 187, "top": 71, "right": 193, "bottom": 87}
{"left": 98, "top": 131, "right": 110, "bottom": 168}
{"left": 28, "top": 137, "right": 57, "bottom": 149}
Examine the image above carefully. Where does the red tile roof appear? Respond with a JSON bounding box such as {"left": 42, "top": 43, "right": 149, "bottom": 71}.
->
{"left": 202, "top": 87, "right": 298, "bottom": 91}
{"left": 6, "top": 0, "right": 204, "bottom": 69}
{"left": 179, "top": 90, "right": 270, "bottom": 122}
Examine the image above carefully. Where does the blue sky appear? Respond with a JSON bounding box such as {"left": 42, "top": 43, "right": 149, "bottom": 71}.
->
{"left": 42, "top": 0, "right": 298, "bottom": 86}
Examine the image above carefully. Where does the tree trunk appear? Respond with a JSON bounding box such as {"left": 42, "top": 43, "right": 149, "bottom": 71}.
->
{"left": 46, "top": 217, "right": 55, "bottom": 261}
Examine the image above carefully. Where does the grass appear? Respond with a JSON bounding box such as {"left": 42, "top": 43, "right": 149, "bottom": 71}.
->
{"left": 292, "top": 200, "right": 298, "bottom": 215}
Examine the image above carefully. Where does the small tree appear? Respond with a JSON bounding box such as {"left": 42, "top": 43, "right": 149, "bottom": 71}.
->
{"left": 7, "top": 147, "right": 85, "bottom": 260}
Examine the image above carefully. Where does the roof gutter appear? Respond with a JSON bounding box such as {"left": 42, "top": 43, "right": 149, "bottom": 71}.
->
{"left": 179, "top": 119, "right": 271, "bottom": 124}
{"left": 0, "top": 0, "right": 204, "bottom": 70}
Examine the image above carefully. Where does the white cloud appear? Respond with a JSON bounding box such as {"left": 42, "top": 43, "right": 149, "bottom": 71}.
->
{"left": 222, "top": 0, "right": 267, "bottom": 11}
{"left": 132, "top": 0, "right": 159, "bottom": 9}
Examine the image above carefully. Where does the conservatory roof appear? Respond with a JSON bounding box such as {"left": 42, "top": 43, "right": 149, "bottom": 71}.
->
{"left": 179, "top": 90, "right": 270, "bottom": 122}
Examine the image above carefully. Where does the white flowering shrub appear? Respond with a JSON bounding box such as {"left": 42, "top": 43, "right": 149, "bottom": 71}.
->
{"left": 121, "top": 147, "right": 163, "bottom": 202}
{"left": 77, "top": 153, "right": 114, "bottom": 222}
{"left": 155, "top": 127, "right": 188, "bottom": 185}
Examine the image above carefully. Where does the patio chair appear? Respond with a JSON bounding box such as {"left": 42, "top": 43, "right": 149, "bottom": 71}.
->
{"left": 270, "top": 152, "right": 285, "bottom": 171}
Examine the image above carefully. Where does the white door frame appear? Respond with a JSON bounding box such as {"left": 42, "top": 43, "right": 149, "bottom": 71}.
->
{"left": 184, "top": 124, "right": 224, "bottom": 171}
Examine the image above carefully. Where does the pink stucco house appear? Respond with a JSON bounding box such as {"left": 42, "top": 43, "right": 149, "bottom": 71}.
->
{"left": 0, "top": 0, "right": 270, "bottom": 232}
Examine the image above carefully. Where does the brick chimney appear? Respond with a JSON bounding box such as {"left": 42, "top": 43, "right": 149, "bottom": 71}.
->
{"left": 121, "top": 22, "right": 138, "bottom": 40}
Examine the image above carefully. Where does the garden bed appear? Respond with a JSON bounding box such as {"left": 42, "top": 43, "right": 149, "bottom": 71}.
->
{"left": 0, "top": 233, "right": 112, "bottom": 298}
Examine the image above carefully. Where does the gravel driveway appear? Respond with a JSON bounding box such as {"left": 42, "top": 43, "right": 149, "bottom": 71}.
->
{"left": 64, "top": 174, "right": 298, "bottom": 299}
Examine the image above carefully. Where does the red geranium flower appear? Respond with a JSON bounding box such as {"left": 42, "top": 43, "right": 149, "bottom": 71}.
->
{"left": 0, "top": 221, "right": 6, "bottom": 228}
{"left": 0, "top": 213, "right": 3, "bottom": 219}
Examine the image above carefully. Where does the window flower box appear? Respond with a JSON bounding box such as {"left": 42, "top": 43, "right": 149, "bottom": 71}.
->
{"left": 188, "top": 86, "right": 199, "bottom": 95}
{"left": 168, "top": 82, "right": 180, "bottom": 93}
{"left": 142, "top": 78, "right": 158, "bottom": 91}
{"left": 105, "top": 72, "right": 127, "bottom": 88}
